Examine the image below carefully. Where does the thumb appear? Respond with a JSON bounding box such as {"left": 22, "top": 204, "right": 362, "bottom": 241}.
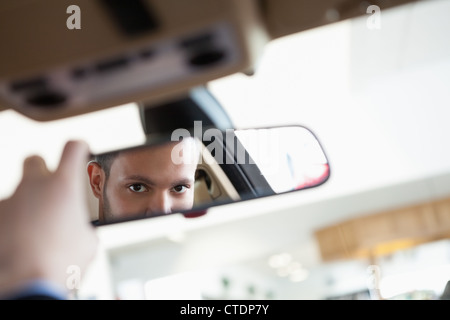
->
{"left": 22, "top": 155, "right": 50, "bottom": 180}
{"left": 56, "top": 140, "right": 90, "bottom": 184}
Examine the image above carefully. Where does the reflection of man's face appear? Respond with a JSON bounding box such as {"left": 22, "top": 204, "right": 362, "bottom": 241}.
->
{"left": 88, "top": 139, "right": 198, "bottom": 224}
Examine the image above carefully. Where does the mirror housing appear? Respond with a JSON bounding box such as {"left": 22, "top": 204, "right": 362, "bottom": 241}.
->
{"left": 87, "top": 124, "right": 330, "bottom": 226}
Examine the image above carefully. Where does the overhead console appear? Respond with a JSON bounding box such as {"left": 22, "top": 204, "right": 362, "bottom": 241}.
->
{"left": 0, "top": 0, "right": 269, "bottom": 121}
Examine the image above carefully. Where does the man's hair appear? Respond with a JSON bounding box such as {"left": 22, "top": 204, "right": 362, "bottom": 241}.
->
{"left": 93, "top": 138, "right": 200, "bottom": 178}
{"left": 93, "top": 151, "right": 119, "bottom": 179}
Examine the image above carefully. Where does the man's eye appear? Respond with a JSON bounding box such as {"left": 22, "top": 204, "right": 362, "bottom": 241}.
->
{"left": 129, "top": 184, "right": 148, "bottom": 193}
{"left": 172, "top": 185, "right": 188, "bottom": 194}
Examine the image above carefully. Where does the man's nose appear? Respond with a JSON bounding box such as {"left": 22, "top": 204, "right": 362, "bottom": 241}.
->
{"left": 145, "top": 192, "right": 172, "bottom": 216}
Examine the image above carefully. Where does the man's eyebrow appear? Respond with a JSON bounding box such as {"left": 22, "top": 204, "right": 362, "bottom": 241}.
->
{"left": 123, "top": 175, "right": 156, "bottom": 186}
{"left": 123, "top": 175, "right": 194, "bottom": 187}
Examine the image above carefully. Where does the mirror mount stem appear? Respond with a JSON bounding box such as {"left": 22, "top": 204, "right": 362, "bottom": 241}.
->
{"left": 138, "top": 86, "right": 235, "bottom": 142}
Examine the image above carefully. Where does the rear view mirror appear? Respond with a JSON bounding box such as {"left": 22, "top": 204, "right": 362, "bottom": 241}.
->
{"left": 87, "top": 125, "right": 330, "bottom": 226}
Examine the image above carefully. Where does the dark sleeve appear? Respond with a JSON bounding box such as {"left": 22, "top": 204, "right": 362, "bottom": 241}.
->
{"left": 3, "top": 280, "right": 67, "bottom": 300}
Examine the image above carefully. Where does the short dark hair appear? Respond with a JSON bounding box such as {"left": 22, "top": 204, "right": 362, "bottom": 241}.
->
{"left": 94, "top": 151, "right": 119, "bottom": 179}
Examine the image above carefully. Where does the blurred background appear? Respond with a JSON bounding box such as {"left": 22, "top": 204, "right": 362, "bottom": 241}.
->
{"left": 1, "top": 0, "right": 450, "bottom": 299}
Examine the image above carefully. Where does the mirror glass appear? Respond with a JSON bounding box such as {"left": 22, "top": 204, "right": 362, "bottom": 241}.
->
{"left": 87, "top": 125, "right": 330, "bottom": 226}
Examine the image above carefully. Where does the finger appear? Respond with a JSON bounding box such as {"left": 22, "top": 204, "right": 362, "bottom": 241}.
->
{"left": 56, "top": 140, "right": 90, "bottom": 181}
{"left": 22, "top": 155, "right": 50, "bottom": 179}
